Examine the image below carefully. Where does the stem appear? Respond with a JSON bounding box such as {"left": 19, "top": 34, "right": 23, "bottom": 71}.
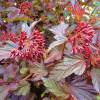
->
{"left": 0, "top": 81, "right": 19, "bottom": 85}
{"left": 61, "top": 43, "right": 66, "bottom": 59}
{"left": 22, "top": 73, "right": 33, "bottom": 81}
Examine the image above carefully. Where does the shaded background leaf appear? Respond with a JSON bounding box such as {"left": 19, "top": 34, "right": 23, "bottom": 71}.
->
{"left": 0, "top": 86, "right": 10, "bottom": 100}
{"left": 91, "top": 68, "right": 100, "bottom": 93}
{"left": 0, "top": 41, "right": 16, "bottom": 61}
{"left": 66, "top": 75, "right": 97, "bottom": 100}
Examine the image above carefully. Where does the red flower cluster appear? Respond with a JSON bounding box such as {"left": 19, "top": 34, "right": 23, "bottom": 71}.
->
{"left": 32, "top": 29, "right": 45, "bottom": 49}
{"left": 0, "top": 32, "right": 17, "bottom": 43}
{"left": 19, "top": 2, "right": 32, "bottom": 14}
{"left": 70, "top": 22, "right": 95, "bottom": 58}
{"left": 11, "top": 29, "right": 45, "bottom": 62}
{"left": 18, "top": 32, "right": 27, "bottom": 49}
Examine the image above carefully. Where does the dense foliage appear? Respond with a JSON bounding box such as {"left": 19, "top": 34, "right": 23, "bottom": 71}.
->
{"left": 0, "top": 0, "right": 100, "bottom": 100}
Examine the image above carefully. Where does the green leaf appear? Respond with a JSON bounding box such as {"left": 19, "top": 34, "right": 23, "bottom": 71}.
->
{"left": 20, "top": 67, "right": 29, "bottom": 75}
{"left": 94, "top": 21, "right": 100, "bottom": 27}
{"left": 14, "top": 81, "right": 30, "bottom": 96}
{"left": 3, "top": 16, "right": 32, "bottom": 23}
{"left": 63, "top": 9, "right": 69, "bottom": 17}
{"left": 41, "top": 90, "right": 49, "bottom": 98}
{"left": 47, "top": 13, "right": 55, "bottom": 20}
{"left": 49, "top": 56, "right": 86, "bottom": 81}
{"left": 91, "top": 6, "right": 100, "bottom": 16}
{"left": 91, "top": 68, "right": 100, "bottom": 93}
{"left": 42, "top": 78, "right": 69, "bottom": 99}
{"left": 93, "top": 1, "right": 100, "bottom": 6}
{"left": 97, "top": 95, "right": 100, "bottom": 100}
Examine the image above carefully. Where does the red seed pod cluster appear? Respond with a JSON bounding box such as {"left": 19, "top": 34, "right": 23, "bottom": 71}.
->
{"left": 11, "top": 29, "right": 45, "bottom": 62}
{"left": 19, "top": 2, "right": 32, "bottom": 14}
{"left": 18, "top": 32, "right": 27, "bottom": 49}
{"left": 11, "top": 49, "right": 33, "bottom": 61}
{"left": 32, "top": 29, "right": 45, "bottom": 49}
{"left": 72, "top": 22, "right": 95, "bottom": 58}
{"left": 0, "top": 32, "right": 17, "bottom": 43}
{"left": 31, "top": 29, "right": 45, "bottom": 60}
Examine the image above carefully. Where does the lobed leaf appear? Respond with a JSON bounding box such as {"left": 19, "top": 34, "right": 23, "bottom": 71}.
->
{"left": 45, "top": 48, "right": 62, "bottom": 64}
{"left": 14, "top": 81, "right": 30, "bottom": 96}
{"left": 49, "top": 56, "right": 86, "bottom": 81}
{"left": 66, "top": 75, "right": 97, "bottom": 100}
{"left": 30, "top": 62, "right": 48, "bottom": 81}
{"left": 48, "top": 22, "right": 68, "bottom": 51}
{"left": 42, "top": 78, "right": 69, "bottom": 99}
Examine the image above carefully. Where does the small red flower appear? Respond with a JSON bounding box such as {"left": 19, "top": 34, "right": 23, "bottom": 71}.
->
{"left": 19, "top": 2, "right": 32, "bottom": 14}
{"left": 0, "top": 32, "right": 17, "bottom": 43}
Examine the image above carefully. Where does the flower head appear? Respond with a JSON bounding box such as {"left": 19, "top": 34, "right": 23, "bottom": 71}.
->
{"left": 11, "top": 29, "right": 45, "bottom": 62}
{"left": 19, "top": 2, "right": 32, "bottom": 14}
{"left": 70, "top": 22, "right": 95, "bottom": 58}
